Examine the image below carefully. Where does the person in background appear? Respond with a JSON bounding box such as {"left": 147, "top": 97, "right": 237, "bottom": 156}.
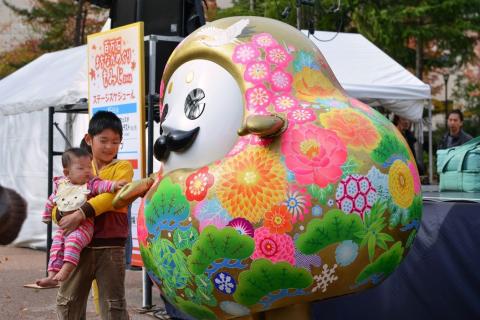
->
{"left": 393, "top": 115, "right": 425, "bottom": 175}
{"left": 394, "top": 115, "right": 417, "bottom": 156}
{"left": 438, "top": 109, "right": 473, "bottom": 150}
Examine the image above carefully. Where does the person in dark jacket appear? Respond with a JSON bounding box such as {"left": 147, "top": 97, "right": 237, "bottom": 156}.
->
{"left": 438, "top": 109, "right": 473, "bottom": 150}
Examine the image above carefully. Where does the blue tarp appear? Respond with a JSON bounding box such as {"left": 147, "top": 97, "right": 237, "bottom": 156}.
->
{"left": 312, "top": 201, "right": 480, "bottom": 319}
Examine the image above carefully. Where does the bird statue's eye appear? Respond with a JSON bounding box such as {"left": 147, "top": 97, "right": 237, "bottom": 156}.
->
{"left": 184, "top": 88, "right": 206, "bottom": 120}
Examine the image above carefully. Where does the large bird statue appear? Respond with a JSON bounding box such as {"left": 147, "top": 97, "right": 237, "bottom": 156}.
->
{"left": 114, "top": 16, "right": 422, "bottom": 320}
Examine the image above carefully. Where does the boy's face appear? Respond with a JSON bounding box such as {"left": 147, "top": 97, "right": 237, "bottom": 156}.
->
{"left": 65, "top": 156, "right": 93, "bottom": 185}
{"left": 87, "top": 129, "right": 122, "bottom": 166}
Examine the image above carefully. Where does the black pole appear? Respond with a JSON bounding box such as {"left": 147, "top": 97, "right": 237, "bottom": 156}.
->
{"left": 444, "top": 74, "right": 449, "bottom": 129}
{"left": 141, "top": 35, "right": 156, "bottom": 309}
{"left": 46, "top": 107, "right": 54, "bottom": 275}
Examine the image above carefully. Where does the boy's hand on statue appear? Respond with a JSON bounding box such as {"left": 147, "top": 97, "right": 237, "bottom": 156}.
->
{"left": 115, "top": 179, "right": 129, "bottom": 191}
{"left": 59, "top": 210, "right": 85, "bottom": 235}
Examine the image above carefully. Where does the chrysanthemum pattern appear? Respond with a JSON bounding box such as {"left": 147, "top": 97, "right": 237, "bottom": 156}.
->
{"left": 389, "top": 160, "right": 415, "bottom": 208}
{"left": 216, "top": 147, "right": 287, "bottom": 223}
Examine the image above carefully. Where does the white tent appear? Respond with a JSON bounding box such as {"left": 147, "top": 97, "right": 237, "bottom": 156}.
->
{"left": 304, "top": 30, "right": 432, "bottom": 121}
{"left": 0, "top": 32, "right": 432, "bottom": 248}
{"left": 0, "top": 46, "right": 89, "bottom": 248}
{"left": 0, "top": 46, "right": 88, "bottom": 115}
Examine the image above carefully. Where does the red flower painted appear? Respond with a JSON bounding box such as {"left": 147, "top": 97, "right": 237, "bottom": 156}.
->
{"left": 281, "top": 124, "right": 347, "bottom": 187}
{"left": 185, "top": 167, "right": 214, "bottom": 201}
{"left": 252, "top": 227, "right": 295, "bottom": 265}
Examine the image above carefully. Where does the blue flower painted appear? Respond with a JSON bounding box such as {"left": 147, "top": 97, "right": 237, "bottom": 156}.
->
{"left": 214, "top": 272, "right": 236, "bottom": 294}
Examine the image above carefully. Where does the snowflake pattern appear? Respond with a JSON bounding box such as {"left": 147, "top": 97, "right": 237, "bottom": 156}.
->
{"left": 214, "top": 272, "right": 236, "bottom": 294}
{"left": 312, "top": 263, "right": 338, "bottom": 293}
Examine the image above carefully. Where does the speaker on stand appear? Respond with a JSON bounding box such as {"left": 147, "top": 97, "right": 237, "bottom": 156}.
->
{"left": 107, "top": 0, "right": 205, "bottom": 95}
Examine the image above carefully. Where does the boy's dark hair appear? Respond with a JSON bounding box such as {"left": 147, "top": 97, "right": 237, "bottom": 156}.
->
{"left": 79, "top": 137, "right": 92, "bottom": 154}
{"left": 88, "top": 111, "right": 123, "bottom": 139}
{"left": 62, "top": 147, "right": 92, "bottom": 168}
{"left": 448, "top": 109, "right": 464, "bottom": 122}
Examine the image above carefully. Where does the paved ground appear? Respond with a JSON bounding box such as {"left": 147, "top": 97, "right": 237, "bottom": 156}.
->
{"left": 0, "top": 246, "right": 165, "bottom": 320}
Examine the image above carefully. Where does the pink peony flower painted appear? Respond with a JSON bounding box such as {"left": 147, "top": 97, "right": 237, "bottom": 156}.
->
{"left": 232, "top": 43, "right": 260, "bottom": 64}
{"left": 281, "top": 124, "right": 347, "bottom": 187}
{"left": 252, "top": 227, "right": 295, "bottom": 265}
{"left": 251, "top": 33, "right": 278, "bottom": 48}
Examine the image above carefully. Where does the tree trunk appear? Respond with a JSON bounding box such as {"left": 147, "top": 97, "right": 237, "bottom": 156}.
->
{"left": 250, "top": 0, "right": 255, "bottom": 11}
{"left": 74, "top": 0, "right": 85, "bottom": 46}
{"left": 415, "top": 36, "right": 423, "bottom": 80}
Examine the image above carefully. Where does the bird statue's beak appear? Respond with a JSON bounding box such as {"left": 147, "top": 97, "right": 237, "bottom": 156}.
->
{"left": 237, "top": 113, "right": 287, "bottom": 138}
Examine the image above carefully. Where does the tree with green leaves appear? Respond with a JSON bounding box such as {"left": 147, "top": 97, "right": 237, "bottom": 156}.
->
{"left": 453, "top": 47, "right": 480, "bottom": 136}
{"left": 218, "top": 0, "right": 480, "bottom": 81}
{"left": 0, "top": 0, "right": 107, "bottom": 78}
{"left": 351, "top": 1, "right": 480, "bottom": 79}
